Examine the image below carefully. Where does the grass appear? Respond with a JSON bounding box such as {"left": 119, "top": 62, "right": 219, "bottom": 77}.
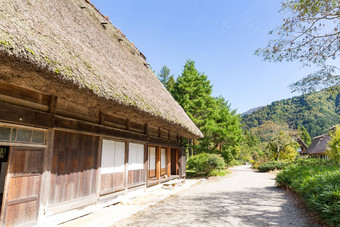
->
{"left": 276, "top": 158, "right": 340, "bottom": 226}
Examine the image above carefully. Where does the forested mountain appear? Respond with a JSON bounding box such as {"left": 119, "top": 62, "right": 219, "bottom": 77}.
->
{"left": 242, "top": 88, "right": 340, "bottom": 138}
{"left": 242, "top": 106, "right": 264, "bottom": 117}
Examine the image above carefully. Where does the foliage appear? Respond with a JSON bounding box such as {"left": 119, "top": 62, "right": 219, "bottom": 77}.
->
{"left": 242, "top": 87, "right": 340, "bottom": 137}
{"left": 228, "top": 159, "right": 244, "bottom": 167}
{"left": 172, "top": 59, "right": 213, "bottom": 128}
{"left": 276, "top": 158, "right": 340, "bottom": 225}
{"left": 257, "top": 161, "right": 289, "bottom": 172}
{"left": 157, "top": 66, "right": 175, "bottom": 93}
{"left": 327, "top": 125, "right": 340, "bottom": 162}
{"left": 187, "top": 153, "right": 226, "bottom": 176}
{"left": 297, "top": 126, "right": 311, "bottom": 146}
{"left": 267, "top": 131, "right": 299, "bottom": 161}
{"left": 256, "top": 0, "right": 340, "bottom": 93}
{"left": 172, "top": 59, "right": 244, "bottom": 165}
{"left": 198, "top": 97, "right": 244, "bottom": 165}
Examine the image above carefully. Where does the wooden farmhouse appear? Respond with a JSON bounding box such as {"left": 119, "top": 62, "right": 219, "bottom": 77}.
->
{"left": 0, "top": 0, "right": 203, "bottom": 226}
{"left": 305, "top": 134, "right": 330, "bottom": 158}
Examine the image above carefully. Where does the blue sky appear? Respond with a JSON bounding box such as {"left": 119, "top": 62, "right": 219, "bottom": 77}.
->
{"left": 91, "top": 0, "right": 317, "bottom": 113}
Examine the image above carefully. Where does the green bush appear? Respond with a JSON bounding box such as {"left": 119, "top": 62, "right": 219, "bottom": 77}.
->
{"left": 187, "top": 153, "right": 225, "bottom": 176}
{"left": 228, "top": 159, "right": 244, "bottom": 167}
{"left": 276, "top": 158, "right": 340, "bottom": 225}
{"left": 257, "top": 161, "right": 288, "bottom": 172}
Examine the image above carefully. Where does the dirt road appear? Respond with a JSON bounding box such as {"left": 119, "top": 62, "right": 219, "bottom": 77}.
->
{"left": 115, "top": 165, "right": 319, "bottom": 227}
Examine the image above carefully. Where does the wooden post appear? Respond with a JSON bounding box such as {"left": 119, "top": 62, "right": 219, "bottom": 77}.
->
{"left": 144, "top": 143, "right": 148, "bottom": 185}
{"left": 156, "top": 147, "right": 160, "bottom": 180}
{"left": 166, "top": 148, "right": 171, "bottom": 177}
{"left": 38, "top": 129, "right": 54, "bottom": 224}
{"left": 96, "top": 137, "right": 103, "bottom": 200}
{"left": 124, "top": 142, "right": 129, "bottom": 191}
{"left": 176, "top": 149, "right": 179, "bottom": 175}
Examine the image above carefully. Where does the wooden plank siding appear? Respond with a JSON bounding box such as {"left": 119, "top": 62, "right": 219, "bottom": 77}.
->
{"left": 49, "top": 131, "right": 99, "bottom": 204}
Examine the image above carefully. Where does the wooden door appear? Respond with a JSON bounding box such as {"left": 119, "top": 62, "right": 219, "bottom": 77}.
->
{"left": 1, "top": 147, "right": 44, "bottom": 226}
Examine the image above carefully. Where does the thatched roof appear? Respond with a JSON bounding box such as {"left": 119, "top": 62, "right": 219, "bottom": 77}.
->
{"left": 0, "top": 0, "right": 203, "bottom": 138}
{"left": 305, "top": 134, "right": 330, "bottom": 155}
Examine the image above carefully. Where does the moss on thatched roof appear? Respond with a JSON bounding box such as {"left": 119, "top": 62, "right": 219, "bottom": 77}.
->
{"left": 0, "top": 0, "right": 203, "bottom": 138}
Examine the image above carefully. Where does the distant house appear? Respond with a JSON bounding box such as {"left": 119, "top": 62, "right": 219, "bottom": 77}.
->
{"left": 0, "top": 0, "right": 203, "bottom": 226}
{"left": 294, "top": 136, "right": 308, "bottom": 155}
{"left": 305, "top": 125, "right": 338, "bottom": 158}
{"left": 305, "top": 134, "right": 331, "bottom": 158}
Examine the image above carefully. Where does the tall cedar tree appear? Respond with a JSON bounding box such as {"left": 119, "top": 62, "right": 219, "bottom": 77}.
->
{"left": 172, "top": 60, "right": 243, "bottom": 164}
{"left": 172, "top": 59, "right": 213, "bottom": 128}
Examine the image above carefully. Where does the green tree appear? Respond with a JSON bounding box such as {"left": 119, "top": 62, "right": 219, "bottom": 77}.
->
{"left": 167, "top": 75, "right": 175, "bottom": 93}
{"left": 267, "top": 131, "right": 299, "bottom": 161}
{"left": 256, "top": 0, "right": 340, "bottom": 93}
{"left": 297, "top": 126, "right": 312, "bottom": 146}
{"left": 199, "top": 97, "right": 244, "bottom": 165}
{"left": 172, "top": 59, "right": 213, "bottom": 128}
{"left": 157, "top": 66, "right": 175, "bottom": 92}
{"left": 327, "top": 125, "right": 340, "bottom": 162}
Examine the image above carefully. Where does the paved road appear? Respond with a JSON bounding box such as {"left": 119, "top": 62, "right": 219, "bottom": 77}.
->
{"left": 115, "top": 165, "right": 319, "bottom": 227}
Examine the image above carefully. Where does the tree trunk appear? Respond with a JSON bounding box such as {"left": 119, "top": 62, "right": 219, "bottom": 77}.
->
{"left": 277, "top": 146, "right": 280, "bottom": 161}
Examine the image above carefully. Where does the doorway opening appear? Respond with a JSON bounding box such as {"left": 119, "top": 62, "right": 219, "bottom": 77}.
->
{"left": 0, "top": 146, "right": 9, "bottom": 213}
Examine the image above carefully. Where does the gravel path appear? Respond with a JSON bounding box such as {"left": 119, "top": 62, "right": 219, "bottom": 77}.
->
{"left": 114, "top": 165, "right": 319, "bottom": 227}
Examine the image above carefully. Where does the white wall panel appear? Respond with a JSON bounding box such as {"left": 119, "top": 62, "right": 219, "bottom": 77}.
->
{"left": 128, "top": 143, "right": 144, "bottom": 170}
{"left": 161, "top": 148, "right": 166, "bottom": 168}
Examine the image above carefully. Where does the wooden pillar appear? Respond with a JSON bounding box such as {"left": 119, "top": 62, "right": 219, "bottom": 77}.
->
{"left": 176, "top": 149, "right": 179, "bottom": 175}
{"left": 96, "top": 137, "right": 103, "bottom": 199}
{"left": 144, "top": 143, "right": 148, "bottom": 185}
{"left": 166, "top": 148, "right": 171, "bottom": 177}
{"left": 156, "top": 147, "right": 160, "bottom": 180}
{"left": 38, "top": 129, "right": 54, "bottom": 224}
{"left": 124, "top": 142, "right": 129, "bottom": 189}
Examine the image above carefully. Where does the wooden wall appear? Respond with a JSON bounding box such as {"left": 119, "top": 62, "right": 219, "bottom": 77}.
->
{"left": 49, "top": 131, "right": 99, "bottom": 204}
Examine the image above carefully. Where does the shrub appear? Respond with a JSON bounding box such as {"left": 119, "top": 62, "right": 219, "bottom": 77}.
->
{"left": 276, "top": 159, "right": 340, "bottom": 225}
{"left": 228, "top": 159, "right": 244, "bottom": 167}
{"left": 187, "top": 153, "right": 225, "bottom": 176}
{"left": 257, "top": 161, "right": 288, "bottom": 172}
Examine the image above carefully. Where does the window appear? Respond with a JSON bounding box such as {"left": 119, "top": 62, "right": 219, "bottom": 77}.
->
{"left": 101, "top": 140, "right": 125, "bottom": 174}
{"left": 0, "top": 126, "right": 45, "bottom": 144}
{"left": 128, "top": 143, "right": 144, "bottom": 171}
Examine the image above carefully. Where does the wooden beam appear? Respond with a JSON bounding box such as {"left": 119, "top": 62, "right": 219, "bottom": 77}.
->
{"left": 126, "top": 119, "right": 130, "bottom": 131}
{"left": 49, "top": 96, "right": 57, "bottom": 114}
{"left": 0, "top": 102, "right": 54, "bottom": 128}
{"left": 144, "top": 123, "right": 149, "bottom": 135}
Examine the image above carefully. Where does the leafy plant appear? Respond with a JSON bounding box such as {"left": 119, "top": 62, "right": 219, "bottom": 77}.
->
{"left": 187, "top": 153, "right": 225, "bottom": 176}
{"left": 327, "top": 125, "right": 340, "bottom": 162}
{"left": 276, "top": 158, "right": 340, "bottom": 225}
{"left": 257, "top": 161, "right": 289, "bottom": 172}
